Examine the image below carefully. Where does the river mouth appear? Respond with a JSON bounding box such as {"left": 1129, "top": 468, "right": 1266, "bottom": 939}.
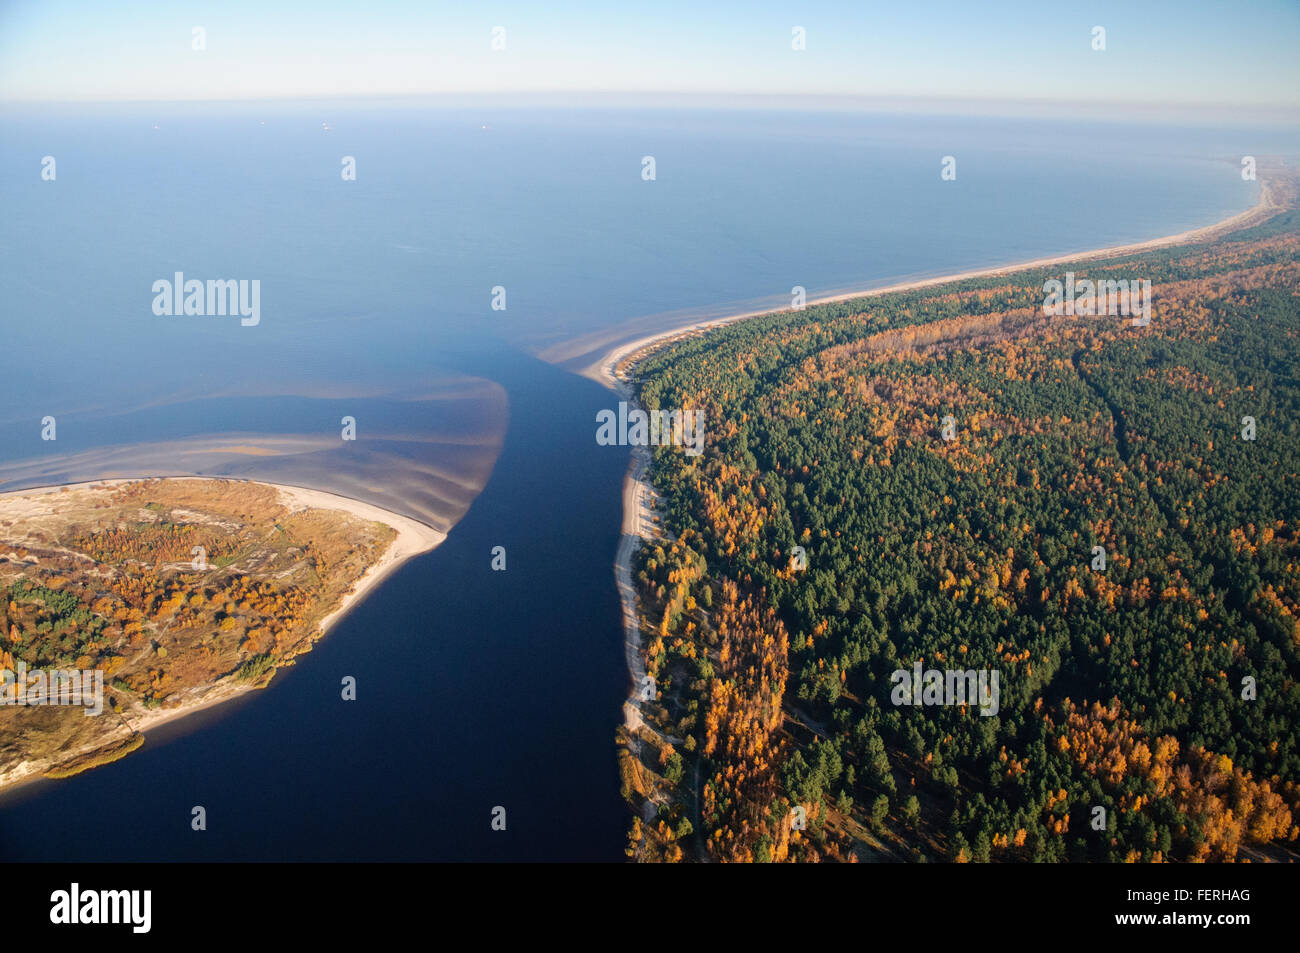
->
{"left": 0, "top": 101, "right": 1282, "bottom": 862}
{"left": 0, "top": 349, "right": 631, "bottom": 862}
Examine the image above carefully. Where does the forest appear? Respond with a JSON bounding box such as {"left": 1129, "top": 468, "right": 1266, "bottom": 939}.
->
{"left": 0, "top": 478, "right": 395, "bottom": 785}
{"left": 622, "top": 203, "right": 1300, "bottom": 862}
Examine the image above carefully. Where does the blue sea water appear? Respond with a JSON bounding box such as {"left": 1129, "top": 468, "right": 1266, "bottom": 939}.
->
{"left": 0, "top": 104, "right": 1281, "bottom": 422}
{"left": 0, "top": 103, "right": 1292, "bottom": 860}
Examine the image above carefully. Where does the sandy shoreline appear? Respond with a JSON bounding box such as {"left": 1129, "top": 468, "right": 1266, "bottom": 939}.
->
{"left": 123, "top": 480, "right": 444, "bottom": 738}
{"left": 590, "top": 174, "right": 1286, "bottom": 391}
{"left": 0, "top": 476, "right": 444, "bottom": 793}
{"left": 601, "top": 168, "right": 1291, "bottom": 750}
{"left": 270, "top": 482, "right": 445, "bottom": 648}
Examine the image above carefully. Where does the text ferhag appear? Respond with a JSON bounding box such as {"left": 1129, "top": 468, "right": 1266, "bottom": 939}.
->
{"left": 152, "top": 272, "right": 260, "bottom": 326}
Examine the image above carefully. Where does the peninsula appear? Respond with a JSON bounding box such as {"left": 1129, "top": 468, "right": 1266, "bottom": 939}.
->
{"left": 0, "top": 477, "right": 442, "bottom": 792}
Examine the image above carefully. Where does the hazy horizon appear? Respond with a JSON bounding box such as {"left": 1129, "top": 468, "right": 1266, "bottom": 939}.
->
{"left": 2, "top": 0, "right": 1298, "bottom": 121}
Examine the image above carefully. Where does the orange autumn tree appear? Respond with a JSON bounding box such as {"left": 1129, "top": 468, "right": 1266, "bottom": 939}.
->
{"left": 1049, "top": 699, "right": 1295, "bottom": 861}
{"left": 701, "top": 579, "right": 790, "bottom": 862}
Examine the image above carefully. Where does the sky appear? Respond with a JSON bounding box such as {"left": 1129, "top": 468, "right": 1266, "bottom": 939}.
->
{"left": 0, "top": 0, "right": 1297, "bottom": 116}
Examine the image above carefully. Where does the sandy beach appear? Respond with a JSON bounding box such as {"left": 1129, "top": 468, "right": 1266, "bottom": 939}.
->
{"left": 122, "top": 479, "right": 445, "bottom": 738}
{"left": 0, "top": 477, "right": 444, "bottom": 791}
{"left": 589, "top": 171, "right": 1290, "bottom": 392}
{"left": 269, "top": 482, "right": 445, "bottom": 644}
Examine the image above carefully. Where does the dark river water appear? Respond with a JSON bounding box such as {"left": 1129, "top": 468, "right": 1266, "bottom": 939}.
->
{"left": 0, "top": 347, "right": 630, "bottom": 861}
